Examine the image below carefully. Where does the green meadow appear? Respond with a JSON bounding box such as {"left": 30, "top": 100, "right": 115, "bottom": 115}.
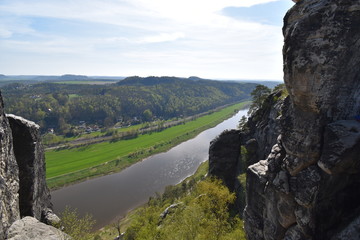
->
{"left": 46, "top": 101, "right": 249, "bottom": 189}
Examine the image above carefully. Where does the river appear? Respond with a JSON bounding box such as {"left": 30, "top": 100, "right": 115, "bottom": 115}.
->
{"left": 51, "top": 109, "right": 247, "bottom": 229}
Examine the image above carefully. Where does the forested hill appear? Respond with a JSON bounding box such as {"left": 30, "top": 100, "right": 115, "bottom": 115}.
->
{"left": 1, "top": 76, "right": 256, "bottom": 135}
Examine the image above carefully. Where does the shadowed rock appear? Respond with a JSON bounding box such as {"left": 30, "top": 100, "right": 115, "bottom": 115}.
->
{"left": 0, "top": 93, "right": 19, "bottom": 240}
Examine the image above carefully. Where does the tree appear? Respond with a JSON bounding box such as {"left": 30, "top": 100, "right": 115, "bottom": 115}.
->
{"left": 142, "top": 109, "right": 153, "bottom": 122}
{"left": 248, "top": 84, "right": 271, "bottom": 115}
{"left": 237, "top": 115, "right": 248, "bottom": 131}
{"left": 56, "top": 206, "right": 95, "bottom": 240}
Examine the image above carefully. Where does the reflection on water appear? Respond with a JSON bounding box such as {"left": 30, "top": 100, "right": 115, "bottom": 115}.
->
{"left": 51, "top": 109, "right": 247, "bottom": 229}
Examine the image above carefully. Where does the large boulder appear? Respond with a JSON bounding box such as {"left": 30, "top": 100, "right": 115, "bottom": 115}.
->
{"left": 6, "top": 217, "right": 69, "bottom": 240}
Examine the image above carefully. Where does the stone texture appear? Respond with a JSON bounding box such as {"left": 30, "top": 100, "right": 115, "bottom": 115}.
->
{"left": 0, "top": 94, "right": 19, "bottom": 240}
{"left": 243, "top": 0, "right": 360, "bottom": 239}
{"left": 6, "top": 217, "right": 69, "bottom": 240}
{"left": 209, "top": 129, "right": 241, "bottom": 190}
{"left": 243, "top": 90, "right": 285, "bottom": 164}
{"left": 319, "top": 120, "right": 360, "bottom": 174}
{"left": 331, "top": 215, "right": 360, "bottom": 240}
{"left": 277, "top": 192, "right": 296, "bottom": 229}
{"left": 7, "top": 114, "right": 54, "bottom": 223}
{"left": 292, "top": 166, "right": 321, "bottom": 208}
{"left": 284, "top": 225, "right": 308, "bottom": 240}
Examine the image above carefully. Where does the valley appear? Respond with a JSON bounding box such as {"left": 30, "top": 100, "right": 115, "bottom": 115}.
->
{"left": 46, "top": 101, "right": 249, "bottom": 189}
{"left": 51, "top": 108, "right": 249, "bottom": 230}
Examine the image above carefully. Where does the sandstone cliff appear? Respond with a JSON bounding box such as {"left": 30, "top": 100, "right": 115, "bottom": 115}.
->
{"left": 244, "top": 0, "right": 360, "bottom": 239}
{"left": 209, "top": 0, "right": 360, "bottom": 239}
{"left": 0, "top": 92, "right": 61, "bottom": 239}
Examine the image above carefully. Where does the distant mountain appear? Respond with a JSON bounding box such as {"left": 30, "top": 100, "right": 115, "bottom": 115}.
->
{"left": 117, "top": 76, "right": 184, "bottom": 86}
{"left": 226, "top": 80, "right": 282, "bottom": 89}
{"left": 59, "top": 74, "right": 89, "bottom": 80}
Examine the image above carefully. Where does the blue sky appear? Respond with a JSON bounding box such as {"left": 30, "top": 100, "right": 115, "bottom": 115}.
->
{"left": 0, "top": 0, "right": 294, "bottom": 80}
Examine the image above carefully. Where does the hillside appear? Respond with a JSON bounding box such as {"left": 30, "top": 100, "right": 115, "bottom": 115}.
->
{"left": 1, "top": 77, "right": 256, "bottom": 135}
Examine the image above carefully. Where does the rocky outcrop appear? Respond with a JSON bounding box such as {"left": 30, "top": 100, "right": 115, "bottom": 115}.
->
{"left": 0, "top": 96, "right": 19, "bottom": 240}
{"left": 242, "top": 90, "right": 285, "bottom": 166}
{"left": 208, "top": 89, "right": 286, "bottom": 213}
{"left": 6, "top": 114, "right": 56, "bottom": 225}
{"left": 243, "top": 0, "right": 360, "bottom": 239}
{"left": 209, "top": 129, "right": 241, "bottom": 190}
{"left": 0, "top": 92, "right": 60, "bottom": 239}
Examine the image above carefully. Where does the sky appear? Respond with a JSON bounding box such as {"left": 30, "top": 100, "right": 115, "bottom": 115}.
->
{"left": 0, "top": 0, "right": 294, "bottom": 80}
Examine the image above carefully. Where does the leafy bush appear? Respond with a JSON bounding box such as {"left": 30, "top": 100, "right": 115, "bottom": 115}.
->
{"left": 56, "top": 206, "right": 96, "bottom": 240}
{"left": 124, "top": 178, "right": 246, "bottom": 240}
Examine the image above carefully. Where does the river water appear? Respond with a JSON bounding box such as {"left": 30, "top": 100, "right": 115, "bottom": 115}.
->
{"left": 51, "top": 109, "right": 247, "bottom": 229}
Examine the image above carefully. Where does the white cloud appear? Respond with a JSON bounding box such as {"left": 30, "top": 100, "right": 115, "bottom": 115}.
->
{"left": 138, "top": 32, "right": 185, "bottom": 43}
{"left": 0, "top": 0, "right": 292, "bottom": 79}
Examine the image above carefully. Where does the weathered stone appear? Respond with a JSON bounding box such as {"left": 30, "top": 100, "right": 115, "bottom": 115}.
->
{"left": 281, "top": 106, "right": 322, "bottom": 176}
{"left": 7, "top": 114, "right": 54, "bottom": 224}
{"left": 42, "top": 208, "right": 61, "bottom": 226}
{"left": 263, "top": 186, "right": 286, "bottom": 240}
{"left": 294, "top": 205, "right": 315, "bottom": 237}
{"left": 244, "top": 0, "right": 360, "bottom": 239}
{"left": 6, "top": 217, "right": 70, "bottom": 240}
{"left": 159, "top": 203, "right": 183, "bottom": 220}
{"left": 283, "top": 0, "right": 360, "bottom": 118}
{"left": 292, "top": 166, "right": 321, "bottom": 207}
{"left": 277, "top": 192, "right": 296, "bottom": 229}
{"left": 273, "top": 171, "right": 290, "bottom": 194}
{"left": 319, "top": 120, "right": 360, "bottom": 174}
{"left": 284, "top": 225, "right": 309, "bottom": 240}
{"left": 331, "top": 215, "right": 360, "bottom": 240}
{"left": 244, "top": 90, "right": 285, "bottom": 163}
{"left": 281, "top": 0, "right": 360, "bottom": 175}
{"left": 244, "top": 206, "right": 264, "bottom": 240}
{"left": 209, "top": 129, "right": 241, "bottom": 190}
{"left": 245, "top": 138, "right": 259, "bottom": 166}
{"left": 246, "top": 161, "right": 268, "bottom": 212}
{"left": 0, "top": 93, "right": 19, "bottom": 240}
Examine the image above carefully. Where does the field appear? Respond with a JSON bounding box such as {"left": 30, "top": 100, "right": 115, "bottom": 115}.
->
{"left": 46, "top": 101, "right": 249, "bottom": 189}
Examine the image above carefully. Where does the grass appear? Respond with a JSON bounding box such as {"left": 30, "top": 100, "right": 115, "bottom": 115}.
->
{"left": 46, "top": 101, "right": 249, "bottom": 189}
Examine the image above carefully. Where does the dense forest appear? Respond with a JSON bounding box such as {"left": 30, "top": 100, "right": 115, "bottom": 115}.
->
{"left": 1, "top": 76, "right": 256, "bottom": 135}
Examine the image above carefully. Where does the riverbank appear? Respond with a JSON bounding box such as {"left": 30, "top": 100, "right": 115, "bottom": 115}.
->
{"left": 46, "top": 101, "right": 250, "bottom": 189}
{"left": 95, "top": 161, "right": 210, "bottom": 239}
{"left": 44, "top": 102, "right": 245, "bottom": 151}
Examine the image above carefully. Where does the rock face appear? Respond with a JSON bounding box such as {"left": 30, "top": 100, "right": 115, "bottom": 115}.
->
{"left": 0, "top": 92, "right": 60, "bottom": 239}
{"left": 209, "top": 129, "right": 241, "bottom": 190}
{"left": 243, "top": 0, "right": 360, "bottom": 240}
{"left": 6, "top": 114, "right": 54, "bottom": 224}
{"left": 0, "top": 96, "right": 19, "bottom": 240}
